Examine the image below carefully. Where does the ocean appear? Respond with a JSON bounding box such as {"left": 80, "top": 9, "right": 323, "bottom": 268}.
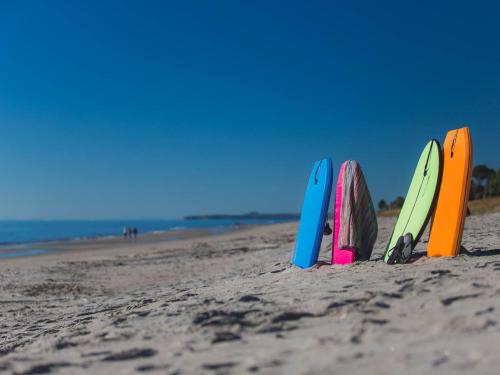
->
{"left": 0, "top": 218, "right": 288, "bottom": 246}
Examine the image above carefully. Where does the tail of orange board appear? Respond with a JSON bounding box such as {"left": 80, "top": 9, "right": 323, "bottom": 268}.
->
{"left": 427, "top": 127, "right": 473, "bottom": 257}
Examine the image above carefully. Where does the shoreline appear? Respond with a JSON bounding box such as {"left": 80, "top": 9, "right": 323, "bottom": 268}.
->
{"left": 0, "top": 222, "right": 272, "bottom": 261}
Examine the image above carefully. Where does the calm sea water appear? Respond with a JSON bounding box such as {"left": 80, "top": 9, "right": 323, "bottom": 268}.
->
{"left": 0, "top": 219, "right": 287, "bottom": 246}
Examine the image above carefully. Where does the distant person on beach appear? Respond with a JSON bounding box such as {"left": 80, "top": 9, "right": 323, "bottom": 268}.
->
{"left": 123, "top": 227, "right": 128, "bottom": 239}
{"left": 133, "top": 227, "right": 138, "bottom": 239}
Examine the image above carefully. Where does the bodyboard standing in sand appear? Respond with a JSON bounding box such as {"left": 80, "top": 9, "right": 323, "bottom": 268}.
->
{"left": 292, "top": 159, "right": 333, "bottom": 269}
{"left": 384, "top": 140, "right": 443, "bottom": 264}
{"left": 332, "top": 161, "right": 377, "bottom": 264}
{"left": 427, "top": 127, "right": 473, "bottom": 257}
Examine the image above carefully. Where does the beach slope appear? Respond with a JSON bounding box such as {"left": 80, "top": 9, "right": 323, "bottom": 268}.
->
{"left": 1, "top": 213, "right": 500, "bottom": 374}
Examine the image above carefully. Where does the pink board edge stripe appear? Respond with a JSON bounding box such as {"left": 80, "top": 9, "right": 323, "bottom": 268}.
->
{"left": 332, "top": 162, "right": 356, "bottom": 265}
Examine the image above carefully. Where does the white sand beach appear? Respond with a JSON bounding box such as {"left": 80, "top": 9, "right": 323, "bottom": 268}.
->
{"left": 1, "top": 213, "right": 500, "bottom": 374}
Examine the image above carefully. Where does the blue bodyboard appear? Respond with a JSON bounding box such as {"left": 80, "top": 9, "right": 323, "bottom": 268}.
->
{"left": 292, "top": 158, "right": 333, "bottom": 268}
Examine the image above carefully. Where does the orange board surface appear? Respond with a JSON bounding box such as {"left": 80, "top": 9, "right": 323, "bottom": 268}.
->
{"left": 427, "top": 127, "right": 473, "bottom": 256}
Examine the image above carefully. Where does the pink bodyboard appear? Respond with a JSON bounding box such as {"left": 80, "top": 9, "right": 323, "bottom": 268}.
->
{"left": 332, "top": 163, "right": 356, "bottom": 264}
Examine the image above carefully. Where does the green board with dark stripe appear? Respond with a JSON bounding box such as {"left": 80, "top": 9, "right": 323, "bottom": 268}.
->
{"left": 383, "top": 140, "right": 443, "bottom": 263}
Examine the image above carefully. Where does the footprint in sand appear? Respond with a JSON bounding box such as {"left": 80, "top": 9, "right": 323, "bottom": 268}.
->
{"left": 212, "top": 331, "right": 242, "bottom": 344}
{"left": 102, "top": 348, "right": 157, "bottom": 361}
{"left": 202, "top": 362, "right": 237, "bottom": 372}
{"left": 440, "top": 293, "right": 482, "bottom": 306}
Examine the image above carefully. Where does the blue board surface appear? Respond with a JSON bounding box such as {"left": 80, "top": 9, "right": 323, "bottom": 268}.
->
{"left": 292, "top": 158, "right": 333, "bottom": 268}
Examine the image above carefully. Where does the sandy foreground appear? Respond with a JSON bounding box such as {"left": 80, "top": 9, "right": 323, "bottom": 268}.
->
{"left": 1, "top": 214, "right": 500, "bottom": 374}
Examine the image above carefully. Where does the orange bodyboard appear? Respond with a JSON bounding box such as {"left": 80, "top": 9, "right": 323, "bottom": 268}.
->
{"left": 427, "top": 127, "right": 473, "bottom": 256}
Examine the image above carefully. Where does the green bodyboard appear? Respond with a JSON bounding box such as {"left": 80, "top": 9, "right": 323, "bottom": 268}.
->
{"left": 384, "top": 140, "right": 443, "bottom": 262}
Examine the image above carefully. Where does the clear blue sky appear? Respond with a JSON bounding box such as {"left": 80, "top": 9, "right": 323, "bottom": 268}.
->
{"left": 0, "top": 1, "right": 499, "bottom": 219}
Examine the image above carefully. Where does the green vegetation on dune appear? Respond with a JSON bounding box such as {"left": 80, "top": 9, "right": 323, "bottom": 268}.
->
{"left": 468, "top": 196, "right": 500, "bottom": 215}
{"left": 471, "top": 164, "right": 500, "bottom": 199}
{"left": 378, "top": 196, "right": 405, "bottom": 213}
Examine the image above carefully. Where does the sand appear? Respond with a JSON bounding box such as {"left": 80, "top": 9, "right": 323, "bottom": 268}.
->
{"left": 1, "top": 213, "right": 500, "bottom": 374}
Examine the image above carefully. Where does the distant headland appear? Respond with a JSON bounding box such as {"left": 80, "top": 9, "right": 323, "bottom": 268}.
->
{"left": 184, "top": 211, "right": 300, "bottom": 221}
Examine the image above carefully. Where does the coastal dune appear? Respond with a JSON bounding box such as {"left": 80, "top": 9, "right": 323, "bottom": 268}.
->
{"left": 1, "top": 213, "right": 500, "bottom": 374}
